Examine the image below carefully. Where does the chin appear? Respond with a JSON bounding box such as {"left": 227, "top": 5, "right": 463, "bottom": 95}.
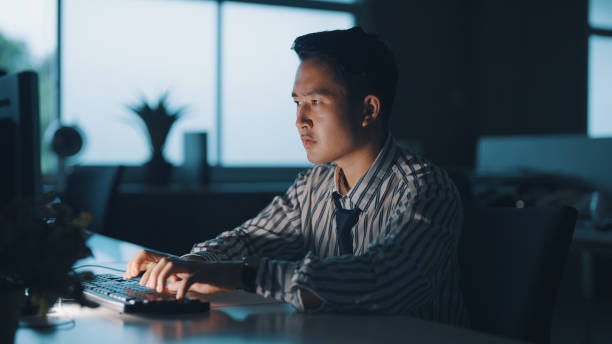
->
{"left": 306, "top": 153, "right": 332, "bottom": 165}
{"left": 306, "top": 156, "right": 321, "bottom": 164}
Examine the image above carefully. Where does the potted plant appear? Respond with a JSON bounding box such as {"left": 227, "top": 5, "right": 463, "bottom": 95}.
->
{"left": 129, "top": 93, "right": 185, "bottom": 184}
{"left": 0, "top": 192, "right": 92, "bottom": 343}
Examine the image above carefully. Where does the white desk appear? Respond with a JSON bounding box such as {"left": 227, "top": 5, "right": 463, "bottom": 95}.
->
{"left": 16, "top": 234, "right": 523, "bottom": 344}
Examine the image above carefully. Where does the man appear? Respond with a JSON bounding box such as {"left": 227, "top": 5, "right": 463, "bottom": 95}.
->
{"left": 124, "top": 27, "right": 468, "bottom": 326}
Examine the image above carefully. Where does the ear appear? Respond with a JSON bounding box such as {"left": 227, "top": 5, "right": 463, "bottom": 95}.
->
{"left": 361, "top": 94, "right": 381, "bottom": 127}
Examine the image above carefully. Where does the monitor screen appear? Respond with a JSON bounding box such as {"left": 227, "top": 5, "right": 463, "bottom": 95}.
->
{"left": 0, "top": 71, "right": 42, "bottom": 210}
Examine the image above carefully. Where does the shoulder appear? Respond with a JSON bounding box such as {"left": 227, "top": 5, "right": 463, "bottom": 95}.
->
{"left": 392, "top": 147, "right": 459, "bottom": 202}
{"left": 388, "top": 147, "right": 464, "bottom": 235}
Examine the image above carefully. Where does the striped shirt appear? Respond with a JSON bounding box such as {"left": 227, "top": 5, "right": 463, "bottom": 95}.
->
{"left": 190, "top": 135, "right": 469, "bottom": 326}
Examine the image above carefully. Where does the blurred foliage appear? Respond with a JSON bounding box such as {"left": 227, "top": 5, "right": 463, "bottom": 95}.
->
{"left": 0, "top": 32, "right": 30, "bottom": 72}
{"left": 0, "top": 192, "right": 93, "bottom": 315}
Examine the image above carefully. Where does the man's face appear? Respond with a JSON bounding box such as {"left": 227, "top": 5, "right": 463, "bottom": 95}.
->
{"left": 292, "top": 58, "right": 361, "bottom": 165}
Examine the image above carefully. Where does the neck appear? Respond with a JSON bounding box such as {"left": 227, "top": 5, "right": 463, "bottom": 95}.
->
{"left": 335, "top": 131, "right": 387, "bottom": 192}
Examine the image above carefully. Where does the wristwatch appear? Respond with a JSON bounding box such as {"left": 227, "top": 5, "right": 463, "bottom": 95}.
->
{"left": 241, "top": 256, "right": 260, "bottom": 293}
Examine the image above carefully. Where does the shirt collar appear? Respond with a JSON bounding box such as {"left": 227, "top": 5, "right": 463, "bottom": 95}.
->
{"left": 331, "top": 133, "right": 398, "bottom": 209}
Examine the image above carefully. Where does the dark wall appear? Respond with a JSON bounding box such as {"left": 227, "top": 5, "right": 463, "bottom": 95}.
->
{"left": 106, "top": 188, "right": 279, "bottom": 254}
{"left": 363, "top": 0, "right": 588, "bottom": 167}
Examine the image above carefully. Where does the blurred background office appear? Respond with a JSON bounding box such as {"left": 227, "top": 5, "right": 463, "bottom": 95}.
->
{"left": 1, "top": 0, "right": 611, "bottom": 342}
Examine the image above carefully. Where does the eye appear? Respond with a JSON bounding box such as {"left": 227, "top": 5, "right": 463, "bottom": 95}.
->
{"left": 294, "top": 100, "right": 300, "bottom": 106}
{"left": 312, "top": 99, "right": 319, "bottom": 105}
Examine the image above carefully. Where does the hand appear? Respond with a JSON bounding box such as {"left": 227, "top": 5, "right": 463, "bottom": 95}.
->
{"left": 123, "top": 249, "right": 174, "bottom": 279}
{"left": 134, "top": 254, "right": 244, "bottom": 299}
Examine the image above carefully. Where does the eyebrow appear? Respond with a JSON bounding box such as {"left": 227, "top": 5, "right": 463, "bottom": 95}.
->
{"left": 291, "top": 88, "right": 336, "bottom": 98}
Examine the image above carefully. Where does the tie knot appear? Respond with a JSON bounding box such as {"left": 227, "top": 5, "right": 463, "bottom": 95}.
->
{"left": 333, "top": 192, "right": 361, "bottom": 215}
{"left": 332, "top": 192, "right": 349, "bottom": 209}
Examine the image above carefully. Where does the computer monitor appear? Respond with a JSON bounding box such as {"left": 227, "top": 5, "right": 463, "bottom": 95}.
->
{"left": 0, "top": 71, "right": 42, "bottom": 210}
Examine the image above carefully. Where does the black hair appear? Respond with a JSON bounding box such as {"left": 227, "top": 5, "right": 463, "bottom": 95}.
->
{"left": 291, "top": 26, "right": 399, "bottom": 127}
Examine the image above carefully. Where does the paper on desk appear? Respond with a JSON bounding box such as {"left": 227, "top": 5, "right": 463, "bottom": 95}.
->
{"left": 191, "top": 290, "right": 283, "bottom": 309}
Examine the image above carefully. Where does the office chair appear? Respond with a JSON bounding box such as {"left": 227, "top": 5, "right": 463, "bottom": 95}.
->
{"left": 459, "top": 206, "right": 577, "bottom": 344}
{"left": 62, "top": 165, "right": 124, "bottom": 234}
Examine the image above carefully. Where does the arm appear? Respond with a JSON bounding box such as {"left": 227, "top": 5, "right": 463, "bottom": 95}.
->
{"left": 255, "top": 176, "right": 463, "bottom": 314}
{"left": 125, "top": 171, "right": 313, "bottom": 294}
{"left": 187, "top": 171, "right": 310, "bottom": 262}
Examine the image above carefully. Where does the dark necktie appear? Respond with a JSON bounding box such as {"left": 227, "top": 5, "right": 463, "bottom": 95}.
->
{"left": 333, "top": 192, "right": 361, "bottom": 255}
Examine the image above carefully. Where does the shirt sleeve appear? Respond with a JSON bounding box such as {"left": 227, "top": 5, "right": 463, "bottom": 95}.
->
{"left": 255, "top": 169, "right": 463, "bottom": 315}
{"left": 188, "top": 171, "right": 309, "bottom": 262}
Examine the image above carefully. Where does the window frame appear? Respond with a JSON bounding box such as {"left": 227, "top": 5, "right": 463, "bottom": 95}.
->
{"left": 587, "top": 0, "right": 612, "bottom": 138}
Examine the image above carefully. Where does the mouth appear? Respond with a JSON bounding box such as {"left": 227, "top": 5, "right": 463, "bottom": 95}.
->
{"left": 300, "top": 135, "right": 316, "bottom": 147}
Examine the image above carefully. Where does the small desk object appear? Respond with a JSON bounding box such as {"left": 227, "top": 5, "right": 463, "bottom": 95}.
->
{"left": 16, "top": 234, "right": 524, "bottom": 343}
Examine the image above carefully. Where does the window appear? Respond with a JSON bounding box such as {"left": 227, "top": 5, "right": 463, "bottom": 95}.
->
{"left": 62, "top": 0, "right": 216, "bottom": 165}
{"left": 0, "top": 0, "right": 58, "bottom": 174}
{"left": 588, "top": 0, "right": 612, "bottom": 137}
{"left": 221, "top": 2, "right": 354, "bottom": 166}
{"left": 61, "top": 0, "right": 357, "bottom": 167}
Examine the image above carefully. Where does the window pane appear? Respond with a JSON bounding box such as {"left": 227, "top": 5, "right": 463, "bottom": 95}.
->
{"left": 62, "top": 0, "right": 216, "bottom": 165}
{"left": 0, "top": 0, "right": 58, "bottom": 175}
{"left": 221, "top": 3, "right": 354, "bottom": 166}
{"left": 588, "top": 36, "right": 612, "bottom": 137}
{"left": 590, "top": 0, "right": 612, "bottom": 30}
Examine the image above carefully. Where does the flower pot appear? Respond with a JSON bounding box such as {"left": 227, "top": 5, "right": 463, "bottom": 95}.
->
{"left": 0, "top": 289, "right": 24, "bottom": 344}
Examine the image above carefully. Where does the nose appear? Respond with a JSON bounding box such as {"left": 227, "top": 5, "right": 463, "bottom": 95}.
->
{"left": 296, "top": 104, "right": 313, "bottom": 129}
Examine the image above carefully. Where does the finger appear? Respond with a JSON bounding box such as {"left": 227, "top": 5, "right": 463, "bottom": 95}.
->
{"left": 166, "top": 274, "right": 182, "bottom": 291}
{"left": 124, "top": 250, "right": 143, "bottom": 278}
{"left": 167, "top": 281, "right": 178, "bottom": 292}
{"left": 147, "top": 257, "right": 168, "bottom": 290}
{"left": 136, "top": 250, "right": 154, "bottom": 276}
{"left": 175, "top": 279, "right": 186, "bottom": 299}
{"left": 156, "top": 261, "right": 175, "bottom": 293}
{"left": 127, "top": 250, "right": 154, "bottom": 278}
{"left": 139, "top": 265, "right": 153, "bottom": 286}
{"left": 177, "top": 276, "right": 196, "bottom": 300}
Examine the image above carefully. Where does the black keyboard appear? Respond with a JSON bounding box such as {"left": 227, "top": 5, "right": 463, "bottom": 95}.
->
{"left": 82, "top": 274, "right": 210, "bottom": 314}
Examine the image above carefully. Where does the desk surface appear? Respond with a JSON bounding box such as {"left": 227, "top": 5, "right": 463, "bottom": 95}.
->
{"left": 16, "top": 234, "right": 523, "bottom": 344}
